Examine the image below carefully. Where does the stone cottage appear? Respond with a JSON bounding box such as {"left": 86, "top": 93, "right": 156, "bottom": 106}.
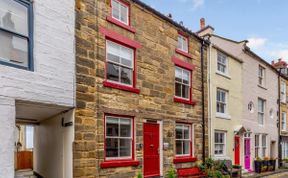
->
{"left": 74, "top": 0, "right": 208, "bottom": 177}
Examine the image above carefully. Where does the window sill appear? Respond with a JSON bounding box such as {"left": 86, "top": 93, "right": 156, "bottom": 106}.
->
{"left": 103, "top": 81, "right": 140, "bottom": 93}
{"left": 215, "top": 71, "right": 231, "bottom": 79}
{"left": 175, "top": 49, "right": 193, "bottom": 59}
{"left": 100, "top": 160, "right": 140, "bottom": 168}
{"left": 106, "top": 16, "right": 136, "bottom": 33}
{"left": 215, "top": 113, "right": 231, "bottom": 120}
{"left": 173, "top": 156, "right": 197, "bottom": 164}
{"left": 174, "top": 97, "right": 196, "bottom": 105}
{"left": 258, "top": 84, "right": 267, "bottom": 90}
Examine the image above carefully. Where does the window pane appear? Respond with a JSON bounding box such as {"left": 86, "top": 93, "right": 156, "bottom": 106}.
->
{"left": 183, "top": 140, "right": 190, "bottom": 155}
{"left": 120, "top": 46, "right": 132, "bottom": 67}
{"left": 175, "top": 125, "right": 183, "bottom": 139}
{"left": 120, "top": 119, "right": 131, "bottom": 137}
{"left": 120, "top": 67, "right": 132, "bottom": 85}
{"left": 177, "top": 36, "right": 182, "bottom": 49}
{"left": 108, "top": 53, "right": 120, "bottom": 63}
{"left": 0, "top": 0, "right": 28, "bottom": 36}
{"left": 182, "top": 85, "right": 189, "bottom": 99}
{"left": 183, "top": 126, "right": 190, "bottom": 139}
{"left": 107, "top": 63, "right": 120, "bottom": 82}
{"left": 175, "top": 82, "right": 182, "bottom": 98}
{"left": 176, "top": 140, "right": 182, "bottom": 155}
{"left": 106, "top": 118, "right": 119, "bottom": 137}
{"left": 175, "top": 67, "right": 182, "bottom": 82}
{"left": 120, "top": 4, "right": 128, "bottom": 24}
{"left": 0, "top": 30, "right": 28, "bottom": 67}
{"left": 112, "top": 0, "right": 120, "bottom": 20}
{"left": 182, "top": 70, "right": 190, "bottom": 84}
{"left": 183, "top": 38, "right": 188, "bottom": 52}
{"left": 106, "top": 138, "right": 119, "bottom": 157}
{"left": 120, "top": 139, "right": 131, "bottom": 157}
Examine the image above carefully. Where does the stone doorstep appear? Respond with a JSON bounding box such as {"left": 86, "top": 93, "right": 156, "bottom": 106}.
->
{"left": 242, "top": 169, "right": 288, "bottom": 178}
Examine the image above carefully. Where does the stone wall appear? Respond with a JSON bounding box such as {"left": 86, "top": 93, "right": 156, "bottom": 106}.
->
{"left": 74, "top": 0, "right": 208, "bottom": 177}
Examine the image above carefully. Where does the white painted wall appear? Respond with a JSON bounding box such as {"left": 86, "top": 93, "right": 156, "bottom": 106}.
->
{"left": 0, "top": 96, "right": 15, "bottom": 178}
{"left": 0, "top": 0, "right": 75, "bottom": 107}
{"left": 0, "top": 0, "right": 75, "bottom": 177}
{"left": 34, "top": 110, "right": 74, "bottom": 178}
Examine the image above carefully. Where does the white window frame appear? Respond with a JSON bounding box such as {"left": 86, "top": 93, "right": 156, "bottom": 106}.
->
{"left": 258, "top": 66, "right": 265, "bottom": 87}
{"left": 177, "top": 34, "right": 188, "bottom": 53}
{"left": 175, "top": 123, "right": 192, "bottom": 157}
{"left": 111, "top": 0, "right": 129, "bottom": 25}
{"left": 106, "top": 40, "right": 134, "bottom": 87}
{"left": 262, "top": 134, "right": 267, "bottom": 157}
{"left": 216, "top": 89, "right": 228, "bottom": 114}
{"left": 105, "top": 115, "right": 133, "bottom": 160}
{"left": 258, "top": 98, "right": 265, "bottom": 125}
{"left": 175, "top": 66, "right": 191, "bottom": 100}
{"left": 217, "top": 52, "right": 228, "bottom": 75}
{"left": 282, "top": 112, "right": 287, "bottom": 131}
{"left": 255, "top": 134, "right": 260, "bottom": 158}
{"left": 281, "top": 81, "right": 286, "bottom": 103}
{"left": 282, "top": 141, "right": 288, "bottom": 159}
{"left": 214, "top": 131, "right": 226, "bottom": 157}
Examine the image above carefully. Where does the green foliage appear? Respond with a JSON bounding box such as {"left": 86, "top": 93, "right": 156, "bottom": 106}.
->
{"left": 167, "top": 166, "right": 176, "bottom": 178}
{"left": 137, "top": 172, "right": 142, "bottom": 178}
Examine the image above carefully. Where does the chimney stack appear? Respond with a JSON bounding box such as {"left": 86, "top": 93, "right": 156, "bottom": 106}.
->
{"left": 200, "top": 18, "right": 205, "bottom": 30}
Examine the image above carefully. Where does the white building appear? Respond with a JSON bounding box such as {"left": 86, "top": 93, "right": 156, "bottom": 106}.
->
{"left": 0, "top": 0, "right": 75, "bottom": 177}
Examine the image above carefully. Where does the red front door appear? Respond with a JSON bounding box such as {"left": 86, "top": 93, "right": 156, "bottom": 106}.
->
{"left": 234, "top": 136, "right": 240, "bottom": 165}
{"left": 143, "top": 123, "right": 160, "bottom": 177}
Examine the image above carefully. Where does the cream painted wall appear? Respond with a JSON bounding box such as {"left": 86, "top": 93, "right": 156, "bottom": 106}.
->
{"left": 210, "top": 35, "right": 279, "bottom": 170}
{"left": 209, "top": 47, "right": 243, "bottom": 165}
{"left": 34, "top": 110, "right": 74, "bottom": 178}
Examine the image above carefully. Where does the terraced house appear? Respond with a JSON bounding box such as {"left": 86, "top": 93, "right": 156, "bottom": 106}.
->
{"left": 75, "top": 0, "right": 208, "bottom": 177}
{"left": 198, "top": 19, "right": 244, "bottom": 167}
{"left": 198, "top": 24, "right": 279, "bottom": 173}
{"left": 0, "top": 0, "right": 75, "bottom": 177}
{"left": 272, "top": 59, "right": 288, "bottom": 164}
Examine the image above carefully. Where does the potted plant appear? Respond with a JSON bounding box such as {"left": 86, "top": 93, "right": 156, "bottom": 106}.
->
{"left": 167, "top": 166, "right": 176, "bottom": 178}
{"left": 268, "top": 158, "right": 276, "bottom": 171}
{"left": 282, "top": 158, "right": 288, "bottom": 168}
{"left": 261, "top": 157, "right": 269, "bottom": 172}
{"left": 254, "top": 157, "right": 263, "bottom": 173}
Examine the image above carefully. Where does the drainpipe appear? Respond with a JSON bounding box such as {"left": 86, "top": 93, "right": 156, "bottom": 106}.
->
{"left": 278, "top": 73, "right": 281, "bottom": 168}
{"left": 201, "top": 38, "right": 209, "bottom": 162}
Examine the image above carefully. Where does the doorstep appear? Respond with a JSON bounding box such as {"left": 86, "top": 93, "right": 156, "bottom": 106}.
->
{"left": 242, "top": 168, "right": 288, "bottom": 178}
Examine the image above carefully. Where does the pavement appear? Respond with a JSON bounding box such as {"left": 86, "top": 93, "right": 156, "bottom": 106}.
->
{"left": 15, "top": 169, "right": 37, "bottom": 178}
{"left": 265, "top": 172, "right": 288, "bottom": 178}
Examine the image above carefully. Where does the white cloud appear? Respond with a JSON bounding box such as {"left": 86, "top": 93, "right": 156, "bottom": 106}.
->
{"left": 191, "top": 0, "right": 205, "bottom": 10}
{"left": 178, "top": 0, "right": 205, "bottom": 10}
{"left": 247, "top": 37, "right": 267, "bottom": 50}
{"left": 269, "top": 49, "right": 288, "bottom": 61}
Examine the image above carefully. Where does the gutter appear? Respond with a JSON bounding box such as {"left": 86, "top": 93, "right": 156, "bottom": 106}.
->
{"left": 278, "top": 74, "right": 282, "bottom": 168}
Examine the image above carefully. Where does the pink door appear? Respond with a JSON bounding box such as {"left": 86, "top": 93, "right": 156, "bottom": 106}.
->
{"left": 143, "top": 123, "right": 160, "bottom": 177}
{"left": 244, "top": 138, "right": 251, "bottom": 170}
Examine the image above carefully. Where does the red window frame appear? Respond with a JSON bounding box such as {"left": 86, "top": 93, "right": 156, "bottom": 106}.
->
{"left": 100, "top": 113, "right": 139, "bottom": 168}
{"left": 100, "top": 27, "right": 141, "bottom": 93}
{"left": 172, "top": 56, "right": 196, "bottom": 105}
{"left": 107, "top": 0, "right": 136, "bottom": 33}
{"left": 176, "top": 31, "right": 192, "bottom": 58}
{"left": 173, "top": 122, "right": 197, "bottom": 164}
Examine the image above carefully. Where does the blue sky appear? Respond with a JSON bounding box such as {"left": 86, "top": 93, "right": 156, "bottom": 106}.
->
{"left": 140, "top": 0, "right": 288, "bottom": 63}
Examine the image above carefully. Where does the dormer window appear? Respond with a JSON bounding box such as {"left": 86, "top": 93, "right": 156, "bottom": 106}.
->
{"left": 111, "top": 0, "right": 129, "bottom": 25}
{"left": 177, "top": 34, "right": 188, "bottom": 53}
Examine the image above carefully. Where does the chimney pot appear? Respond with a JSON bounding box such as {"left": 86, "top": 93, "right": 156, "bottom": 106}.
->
{"left": 279, "top": 58, "right": 282, "bottom": 62}
{"left": 272, "top": 60, "right": 274, "bottom": 65}
{"left": 200, "top": 18, "right": 205, "bottom": 30}
{"left": 167, "top": 13, "right": 172, "bottom": 18}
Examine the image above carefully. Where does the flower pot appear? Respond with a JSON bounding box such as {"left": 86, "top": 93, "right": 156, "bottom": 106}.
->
{"left": 269, "top": 160, "right": 276, "bottom": 171}
{"left": 254, "top": 161, "right": 262, "bottom": 173}
{"left": 261, "top": 160, "right": 269, "bottom": 172}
